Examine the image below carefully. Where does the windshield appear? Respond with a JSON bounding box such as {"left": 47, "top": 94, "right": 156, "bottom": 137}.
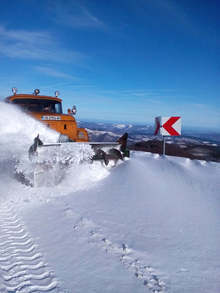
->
{"left": 12, "top": 99, "right": 63, "bottom": 114}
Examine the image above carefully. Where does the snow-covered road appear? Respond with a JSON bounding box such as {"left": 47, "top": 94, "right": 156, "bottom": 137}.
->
{"left": 1, "top": 152, "right": 220, "bottom": 293}
{"left": 0, "top": 103, "right": 220, "bottom": 292}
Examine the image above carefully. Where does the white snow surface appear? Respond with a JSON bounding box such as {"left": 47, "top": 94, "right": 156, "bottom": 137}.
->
{"left": 114, "top": 124, "right": 126, "bottom": 129}
{"left": 87, "top": 128, "right": 119, "bottom": 137}
{"left": 0, "top": 102, "right": 220, "bottom": 293}
{"left": 113, "top": 124, "right": 132, "bottom": 129}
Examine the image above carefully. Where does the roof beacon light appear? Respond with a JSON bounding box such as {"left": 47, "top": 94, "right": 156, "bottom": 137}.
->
{"left": 34, "top": 89, "right": 40, "bottom": 96}
{"left": 12, "top": 87, "right": 17, "bottom": 95}
{"left": 55, "top": 91, "right": 60, "bottom": 97}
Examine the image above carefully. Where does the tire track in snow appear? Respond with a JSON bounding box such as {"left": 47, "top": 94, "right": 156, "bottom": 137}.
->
{"left": 65, "top": 207, "right": 166, "bottom": 293}
{"left": 0, "top": 204, "right": 59, "bottom": 293}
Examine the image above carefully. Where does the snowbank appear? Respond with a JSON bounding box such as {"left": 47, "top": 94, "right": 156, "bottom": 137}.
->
{"left": 0, "top": 102, "right": 220, "bottom": 292}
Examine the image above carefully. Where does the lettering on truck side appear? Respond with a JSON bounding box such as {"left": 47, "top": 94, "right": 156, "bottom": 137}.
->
{"left": 41, "top": 116, "right": 61, "bottom": 121}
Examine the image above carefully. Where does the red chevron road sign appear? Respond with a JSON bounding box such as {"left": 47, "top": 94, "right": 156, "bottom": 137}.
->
{"left": 154, "top": 116, "right": 181, "bottom": 136}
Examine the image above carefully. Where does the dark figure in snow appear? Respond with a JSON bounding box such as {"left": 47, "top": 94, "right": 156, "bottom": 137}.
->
{"left": 118, "top": 132, "right": 129, "bottom": 157}
{"left": 92, "top": 149, "right": 109, "bottom": 166}
{"left": 28, "top": 134, "right": 43, "bottom": 160}
{"left": 92, "top": 148, "right": 123, "bottom": 166}
{"left": 107, "top": 148, "right": 123, "bottom": 164}
{"left": 92, "top": 132, "right": 129, "bottom": 166}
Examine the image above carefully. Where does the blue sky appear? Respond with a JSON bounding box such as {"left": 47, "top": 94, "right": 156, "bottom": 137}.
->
{"left": 0, "top": 0, "right": 219, "bottom": 130}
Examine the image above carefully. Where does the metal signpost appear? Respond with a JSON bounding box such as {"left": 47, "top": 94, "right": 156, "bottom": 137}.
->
{"left": 154, "top": 116, "right": 182, "bottom": 155}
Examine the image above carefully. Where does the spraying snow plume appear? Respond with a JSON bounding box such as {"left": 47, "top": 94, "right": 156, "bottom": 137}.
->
{"left": 0, "top": 101, "right": 58, "bottom": 165}
{"left": 0, "top": 102, "right": 59, "bottom": 185}
{"left": 0, "top": 101, "right": 58, "bottom": 156}
{"left": 0, "top": 101, "right": 109, "bottom": 190}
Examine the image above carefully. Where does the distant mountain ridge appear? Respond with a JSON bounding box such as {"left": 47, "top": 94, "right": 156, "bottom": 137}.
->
{"left": 78, "top": 120, "right": 220, "bottom": 143}
{"left": 78, "top": 120, "right": 220, "bottom": 162}
{"left": 78, "top": 121, "right": 154, "bottom": 136}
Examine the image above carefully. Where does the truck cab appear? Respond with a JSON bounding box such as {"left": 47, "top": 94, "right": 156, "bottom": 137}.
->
{"left": 5, "top": 89, "right": 89, "bottom": 142}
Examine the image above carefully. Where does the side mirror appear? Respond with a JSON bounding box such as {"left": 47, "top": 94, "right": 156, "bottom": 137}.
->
{"left": 67, "top": 105, "right": 77, "bottom": 115}
{"left": 72, "top": 105, "right": 77, "bottom": 115}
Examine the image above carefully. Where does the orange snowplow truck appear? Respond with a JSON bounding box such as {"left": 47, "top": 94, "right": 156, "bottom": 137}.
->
{"left": 5, "top": 88, "right": 89, "bottom": 142}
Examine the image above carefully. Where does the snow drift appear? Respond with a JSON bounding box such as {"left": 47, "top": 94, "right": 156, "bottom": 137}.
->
{"left": 0, "top": 102, "right": 220, "bottom": 293}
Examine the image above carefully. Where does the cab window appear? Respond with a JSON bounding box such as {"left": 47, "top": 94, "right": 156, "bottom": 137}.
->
{"left": 12, "top": 99, "right": 63, "bottom": 114}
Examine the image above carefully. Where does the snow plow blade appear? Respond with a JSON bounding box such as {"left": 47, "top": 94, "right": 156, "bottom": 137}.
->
{"left": 14, "top": 133, "right": 129, "bottom": 187}
{"left": 29, "top": 132, "right": 130, "bottom": 166}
